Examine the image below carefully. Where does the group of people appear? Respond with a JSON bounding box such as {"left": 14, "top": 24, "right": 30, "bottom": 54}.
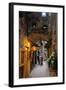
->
{"left": 31, "top": 47, "right": 44, "bottom": 66}
{"left": 36, "top": 48, "right": 43, "bottom": 65}
{"left": 31, "top": 40, "right": 47, "bottom": 67}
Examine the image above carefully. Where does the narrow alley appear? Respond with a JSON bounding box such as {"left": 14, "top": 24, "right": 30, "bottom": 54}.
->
{"left": 19, "top": 11, "right": 57, "bottom": 78}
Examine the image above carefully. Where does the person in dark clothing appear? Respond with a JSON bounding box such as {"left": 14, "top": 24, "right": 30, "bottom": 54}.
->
{"left": 36, "top": 50, "right": 40, "bottom": 65}
{"left": 39, "top": 48, "right": 43, "bottom": 65}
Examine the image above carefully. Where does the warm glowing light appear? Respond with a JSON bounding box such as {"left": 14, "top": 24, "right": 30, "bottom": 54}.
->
{"left": 24, "top": 47, "right": 27, "bottom": 51}
{"left": 23, "top": 37, "right": 30, "bottom": 47}
{"left": 32, "top": 46, "right": 37, "bottom": 51}
{"left": 27, "top": 42, "right": 30, "bottom": 47}
{"left": 23, "top": 37, "right": 31, "bottom": 51}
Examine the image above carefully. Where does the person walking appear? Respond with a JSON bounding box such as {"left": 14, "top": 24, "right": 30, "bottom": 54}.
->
{"left": 39, "top": 48, "right": 43, "bottom": 65}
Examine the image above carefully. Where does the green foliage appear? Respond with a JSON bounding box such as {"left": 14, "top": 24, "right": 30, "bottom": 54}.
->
{"left": 47, "top": 52, "right": 57, "bottom": 69}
